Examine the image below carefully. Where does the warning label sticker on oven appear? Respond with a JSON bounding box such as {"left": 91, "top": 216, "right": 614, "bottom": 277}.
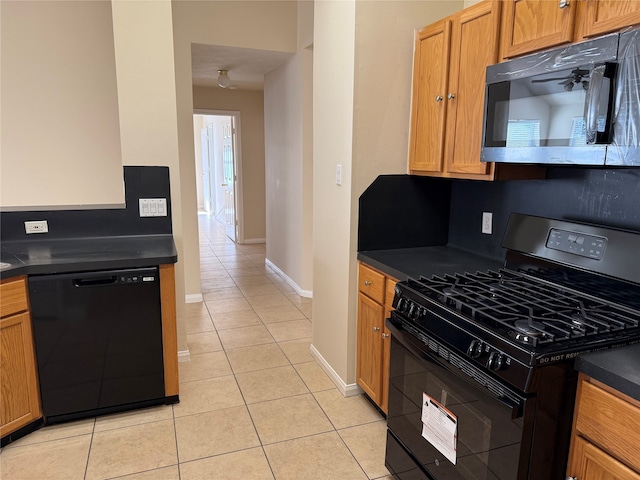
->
{"left": 421, "top": 393, "right": 457, "bottom": 465}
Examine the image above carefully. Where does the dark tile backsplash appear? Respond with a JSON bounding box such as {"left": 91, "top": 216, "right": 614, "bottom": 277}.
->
{"left": 448, "top": 167, "right": 640, "bottom": 259}
{"left": 358, "top": 175, "right": 451, "bottom": 251}
{"left": 1, "top": 166, "right": 172, "bottom": 242}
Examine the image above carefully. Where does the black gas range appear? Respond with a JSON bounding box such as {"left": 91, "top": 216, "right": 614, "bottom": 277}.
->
{"left": 385, "top": 213, "right": 640, "bottom": 480}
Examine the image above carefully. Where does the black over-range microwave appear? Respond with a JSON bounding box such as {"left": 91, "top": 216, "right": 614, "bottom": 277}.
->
{"left": 481, "top": 29, "right": 640, "bottom": 166}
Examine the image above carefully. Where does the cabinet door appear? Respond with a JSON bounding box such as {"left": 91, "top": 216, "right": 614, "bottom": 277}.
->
{"left": 356, "top": 293, "right": 384, "bottom": 405}
{"left": 580, "top": 0, "right": 640, "bottom": 38}
{"left": 409, "top": 19, "right": 452, "bottom": 173}
{"left": 501, "top": 0, "right": 576, "bottom": 59}
{"left": 445, "top": 1, "right": 500, "bottom": 176}
{"left": 569, "top": 436, "right": 640, "bottom": 480}
{"left": 0, "top": 312, "right": 41, "bottom": 437}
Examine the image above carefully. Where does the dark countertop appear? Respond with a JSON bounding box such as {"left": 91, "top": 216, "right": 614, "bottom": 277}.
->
{"left": 358, "top": 246, "right": 504, "bottom": 281}
{"left": 0, "top": 235, "right": 177, "bottom": 279}
{"left": 575, "top": 343, "right": 640, "bottom": 402}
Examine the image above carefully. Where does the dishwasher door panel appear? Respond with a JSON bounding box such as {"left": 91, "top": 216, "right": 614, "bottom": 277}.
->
{"left": 28, "top": 267, "right": 165, "bottom": 422}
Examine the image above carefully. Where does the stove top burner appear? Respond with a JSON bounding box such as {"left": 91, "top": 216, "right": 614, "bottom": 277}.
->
{"left": 514, "top": 319, "right": 545, "bottom": 336}
{"left": 402, "top": 269, "right": 640, "bottom": 348}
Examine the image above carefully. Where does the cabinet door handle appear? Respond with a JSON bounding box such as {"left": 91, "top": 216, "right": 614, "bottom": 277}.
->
{"left": 364, "top": 280, "right": 372, "bottom": 286}
{"left": 382, "top": 333, "right": 390, "bottom": 339}
{"left": 559, "top": 0, "right": 569, "bottom": 8}
{"left": 447, "top": 93, "right": 455, "bottom": 100}
{"left": 373, "top": 326, "right": 381, "bottom": 332}
{"left": 435, "top": 95, "right": 443, "bottom": 102}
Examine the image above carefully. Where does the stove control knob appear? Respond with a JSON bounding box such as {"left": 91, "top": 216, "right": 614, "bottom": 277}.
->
{"left": 467, "top": 340, "right": 483, "bottom": 358}
{"left": 396, "top": 298, "right": 406, "bottom": 313}
{"left": 408, "top": 303, "right": 417, "bottom": 319}
{"left": 488, "top": 352, "right": 505, "bottom": 371}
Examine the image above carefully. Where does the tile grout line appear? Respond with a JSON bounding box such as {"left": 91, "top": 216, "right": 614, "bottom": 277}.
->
{"left": 82, "top": 418, "right": 97, "bottom": 480}
{"left": 194, "top": 216, "right": 387, "bottom": 478}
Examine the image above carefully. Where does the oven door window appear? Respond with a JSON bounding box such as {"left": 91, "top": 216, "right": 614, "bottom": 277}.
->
{"left": 387, "top": 333, "right": 534, "bottom": 480}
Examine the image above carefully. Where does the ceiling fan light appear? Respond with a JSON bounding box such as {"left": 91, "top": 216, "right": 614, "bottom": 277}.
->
{"left": 217, "top": 69, "right": 231, "bottom": 88}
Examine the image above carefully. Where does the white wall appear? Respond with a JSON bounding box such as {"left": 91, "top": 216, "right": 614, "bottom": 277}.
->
{"left": 111, "top": 0, "right": 186, "bottom": 352}
{"left": 312, "top": 0, "right": 357, "bottom": 386}
{"left": 1, "top": 1, "right": 125, "bottom": 210}
{"left": 262, "top": 0, "right": 314, "bottom": 296}
{"left": 312, "top": 0, "right": 463, "bottom": 391}
{"left": 264, "top": 51, "right": 313, "bottom": 295}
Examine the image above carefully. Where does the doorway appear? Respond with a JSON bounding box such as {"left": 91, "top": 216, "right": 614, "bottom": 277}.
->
{"left": 193, "top": 111, "right": 241, "bottom": 243}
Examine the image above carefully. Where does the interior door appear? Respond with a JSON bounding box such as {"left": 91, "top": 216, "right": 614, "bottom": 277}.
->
{"left": 200, "top": 128, "right": 212, "bottom": 213}
{"left": 222, "top": 120, "right": 237, "bottom": 242}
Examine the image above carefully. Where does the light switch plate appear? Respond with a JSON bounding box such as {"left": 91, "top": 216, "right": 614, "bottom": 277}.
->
{"left": 139, "top": 198, "right": 167, "bottom": 217}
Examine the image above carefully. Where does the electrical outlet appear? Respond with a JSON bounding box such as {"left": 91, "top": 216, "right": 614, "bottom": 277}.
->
{"left": 25, "top": 220, "right": 49, "bottom": 234}
{"left": 482, "top": 212, "right": 493, "bottom": 235}
{"left": 336, "top": 164, "right": 342, "bottom": 186}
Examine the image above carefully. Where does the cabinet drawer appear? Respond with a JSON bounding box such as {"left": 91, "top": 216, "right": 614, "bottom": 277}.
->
{"left": 575, "top": 380, "right": 640, "bottom": 472}
{"left": 358, "top": 264, "right": 385, "bottom": 304}
{"left": 0, "top": 277, "right": 28, "bottom": 318}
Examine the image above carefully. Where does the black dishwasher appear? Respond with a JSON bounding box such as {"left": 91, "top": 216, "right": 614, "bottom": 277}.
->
{"left": 29, "top": 267, "right": 166, "bottom": 424}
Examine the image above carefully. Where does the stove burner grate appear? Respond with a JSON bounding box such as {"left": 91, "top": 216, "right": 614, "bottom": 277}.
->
{"left": 406, "top": 269, "right": 640, "bottom": 347}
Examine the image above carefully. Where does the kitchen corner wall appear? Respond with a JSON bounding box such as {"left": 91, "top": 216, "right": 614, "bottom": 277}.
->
{"left": 313, "top": 0, "right": 464, "bottom": 392}
{"left": 110, "top": 1, "right": 187, "bottom": 352}
{"left": 448, "top": 167, "right": 640, "bottom": 259}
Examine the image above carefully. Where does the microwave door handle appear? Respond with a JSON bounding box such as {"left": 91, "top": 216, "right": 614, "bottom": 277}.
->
{"left": 585, "top": 64, "right": 606, "bottom": 144}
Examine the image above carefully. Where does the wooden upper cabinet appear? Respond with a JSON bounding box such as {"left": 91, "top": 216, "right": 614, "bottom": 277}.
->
{"left": 408, "top": 1, "right": 546, "bottom": 181}
{"left": 410, "top": 1, "right": 518, "bottom": 180}
{"left": 409, "top": 19, "right": 451, "bottom": 173}
{"left": 445, "top": 1, "right": 501, "bottom": 176}
{"left": 501, "top": 0, "right": 576, "bottom": 59}
{"left": 575, "top": 0, "right": 640, "bottom": 40}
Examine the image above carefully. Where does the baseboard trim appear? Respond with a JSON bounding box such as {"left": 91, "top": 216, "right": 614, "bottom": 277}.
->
{"left": 185, "top": 294, "right": 203, "bottom": 304}
{"left": 310, "top": 344, "right": 362, "bottom": 397}
{"left": 178, "top": 349, "right": 191, "bottom": 363}
{"left": 265, "top": 258, "right": 313, "bottom": 298}
{"left": 241, "top": 237, "right": 266, "bottom": 244}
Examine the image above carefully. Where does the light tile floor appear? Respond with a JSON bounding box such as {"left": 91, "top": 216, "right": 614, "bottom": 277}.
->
{"left": 0, "top": 213, "right": 391, "bottom": 480}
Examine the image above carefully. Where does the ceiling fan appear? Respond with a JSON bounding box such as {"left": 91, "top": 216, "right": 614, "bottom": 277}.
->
{"left": 217, "top": 69, "right": 238, "bottom": 89}
{"left": 531, "top": 68, "right": 590, "bottom": 91}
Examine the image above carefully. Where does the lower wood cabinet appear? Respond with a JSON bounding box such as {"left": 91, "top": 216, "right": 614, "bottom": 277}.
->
{"left": 567, "top": 373, "right": 640, "bottom": 480}
{"left": 356, "top": 262, "right": 396, "bottom": 414}
{"left": 0, "top": 277, "right": 42, "bottom": 439}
